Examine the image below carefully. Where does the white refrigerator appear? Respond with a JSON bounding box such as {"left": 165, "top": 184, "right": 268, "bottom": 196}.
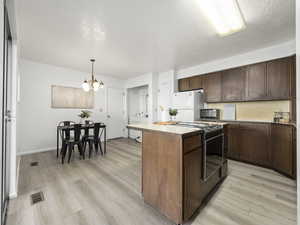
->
{"left": 172, "top": 90, "right": 205, "bottom": 122}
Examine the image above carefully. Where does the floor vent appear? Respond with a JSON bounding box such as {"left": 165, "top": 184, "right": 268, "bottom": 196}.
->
{"left": 31, "top": 192, "right": 44, "bottom": 205}
{"left": 30, "top": 162, "right": 39, "bottom": 167}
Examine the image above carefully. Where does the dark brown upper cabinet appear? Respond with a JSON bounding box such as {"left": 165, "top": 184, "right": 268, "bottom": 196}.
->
{"left": 202, "top": 72, "right": 222, "bottom": 102}
{"left": 267, "top": 57, "right": 291, "bottom": 100}
{"left": 189, "top": 76, "right": 203, "bottom": 90}
{"left": 178, "top": 78, "right": 190, "bottom": 91}
{"left": 245, "top": 63, "right": 267, "bottom": 100}
{"left": 221, "top": 67, "right": 246, "bottom": 102}
{"left": 178, "top": 56, "right": 295, "bottom": 103}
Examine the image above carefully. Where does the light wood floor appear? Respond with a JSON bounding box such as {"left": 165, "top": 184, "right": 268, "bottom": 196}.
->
{"left": 7, "top": 138, "right": 297, "bottom": 225}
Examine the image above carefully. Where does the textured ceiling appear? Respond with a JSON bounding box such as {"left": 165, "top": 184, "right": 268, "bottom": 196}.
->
{"left": 16, "top": 0, "right": 295, "bottom": 78}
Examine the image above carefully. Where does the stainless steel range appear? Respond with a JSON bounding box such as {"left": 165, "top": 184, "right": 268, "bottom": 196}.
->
{"left": 173, "top": 122, "right": 224, "bottom": 181}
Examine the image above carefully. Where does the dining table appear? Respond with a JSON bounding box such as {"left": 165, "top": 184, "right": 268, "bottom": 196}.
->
{"left": 56, "top": 123, "right": 106, "bottom": 158}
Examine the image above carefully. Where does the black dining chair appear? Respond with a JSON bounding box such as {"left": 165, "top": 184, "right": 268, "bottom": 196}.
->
{"left": 61, "top": 124, "right": 84, "bottom": 163}
{"left": 58, "top": 121, "right": 75, "bottom": 155}
{"left": 83, "top": 122, "right": 103, "bottom": 158}
{"left": 82, "top": 120, "right": 94, "bottom": 151}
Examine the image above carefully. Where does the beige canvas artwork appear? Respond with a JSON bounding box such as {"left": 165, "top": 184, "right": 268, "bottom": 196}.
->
{"left": 51, "top": 85, "right": 94, "bottom": 109}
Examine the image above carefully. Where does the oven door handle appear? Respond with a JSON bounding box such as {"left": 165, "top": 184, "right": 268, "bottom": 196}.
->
{"left": 205, "top": 133, "right": 224, "bottom": 143}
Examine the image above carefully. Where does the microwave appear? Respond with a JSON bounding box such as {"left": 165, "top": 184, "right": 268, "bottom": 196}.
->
{"left": 200, "top": 109, "right": 220, "bottom": 120}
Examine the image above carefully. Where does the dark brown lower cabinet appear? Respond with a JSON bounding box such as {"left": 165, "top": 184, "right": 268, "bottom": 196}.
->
{"left": 271, "top": 124, "right": 295, "bottom": 178}
{"left": 183, "top": 149, "right": 203, "bottom": 220}
{"left": 226, "top": 124, "right": 240, "bottom": 159}
{"left": 227, "top": 122, "right": 295, "bottom": 178}
{"left": 239, "top": 123, "right": 270, "bottom": 167}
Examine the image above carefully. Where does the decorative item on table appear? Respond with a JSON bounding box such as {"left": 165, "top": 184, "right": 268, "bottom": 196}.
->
{"left": 169, "top": 108, "right": 178, "bottom": 121}
{"left": 159, "top": 105, "right": 169, "bottom": 122}
{"left": 273, "top": 111, "right": 290, "bottom": 123}
{"left": 78, "top": 110, "right": 92, "bottom": 124}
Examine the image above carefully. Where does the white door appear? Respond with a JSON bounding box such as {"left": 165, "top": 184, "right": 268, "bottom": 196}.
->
{"left": 106, "top": 87, "right": 125, "bottom": 139}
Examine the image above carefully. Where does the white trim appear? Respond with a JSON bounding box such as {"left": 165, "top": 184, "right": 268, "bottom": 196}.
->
{"left": 9, "top": 41, "right": 18, "bottom": 200}
{"left": 17, "top": 147, "right": 56, "bottom": 156}
{"left": 14, "top": 156, "right": 21, "bottom": 198}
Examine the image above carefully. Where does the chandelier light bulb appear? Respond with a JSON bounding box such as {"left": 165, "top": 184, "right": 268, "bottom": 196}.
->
{"left": 93, "top": 80, "right": 100, "bottom": 91}
{"left": 82, "top": 80, "right": 90, "bottom": 92}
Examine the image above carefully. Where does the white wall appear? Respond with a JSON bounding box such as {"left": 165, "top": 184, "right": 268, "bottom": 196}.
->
{"left": 17, "top": 59, "right": 125, "bottom": 155}
{"left": 157, "top": 70, "right": 176, "bottom": 121}
{"left": 177, "top": 40, "right": 296, "bottom": 79}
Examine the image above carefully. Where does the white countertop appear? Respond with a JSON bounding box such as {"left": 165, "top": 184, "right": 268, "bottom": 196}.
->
{"left": 127, "top": 123, "right": 202, "bottom": 135}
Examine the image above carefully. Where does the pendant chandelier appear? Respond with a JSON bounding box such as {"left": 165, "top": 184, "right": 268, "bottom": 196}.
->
{"left": 82, "top": 59, "right": 104, "bottom": 92}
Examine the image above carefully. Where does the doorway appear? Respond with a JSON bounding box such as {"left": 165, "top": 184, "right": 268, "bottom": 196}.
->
{"left": 127, "top": 85, "right": 149, "bottom": 141}
{"left": 1, "top": 5, "right": 12, "bottom": 225}
{"left": 106, "top": 87, "right": 125, "bottom": 139}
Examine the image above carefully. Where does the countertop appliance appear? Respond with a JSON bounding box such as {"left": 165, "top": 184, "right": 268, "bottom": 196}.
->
{"left": 200, "top": 108, "right": 220, "bottom": 120}
{"left": 173, "top": 122, "right": 224, "bottom": 181}
{"left": 172, "top": 90, "right": 204, "bottom": 121}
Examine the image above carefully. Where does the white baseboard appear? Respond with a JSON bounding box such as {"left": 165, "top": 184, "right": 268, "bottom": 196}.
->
{"left": 17, "top": 147, "right": 56, "bottom": 156}
{"left": 9, "top": 192, "right": 17, "bottom": 199}
{"left": 15, "top": 156, "right": 21, "bottom": 198}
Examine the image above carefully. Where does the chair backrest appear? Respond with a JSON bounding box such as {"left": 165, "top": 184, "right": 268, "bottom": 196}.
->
{"left": 73, "top": 124, "right": 82, "bottom": 142}
{"left": 94, "top": 123, "right": 101, "bottom": 138}
{"left": 84, "top": 120, "right": 94, "bottom": 136}
{"left": 59, "top": 121, "right": 75, "bottom": 140}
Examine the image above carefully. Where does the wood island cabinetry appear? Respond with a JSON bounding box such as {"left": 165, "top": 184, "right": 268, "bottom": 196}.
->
{"left": 141, "top": 130, "right": 227, "bottom": 224}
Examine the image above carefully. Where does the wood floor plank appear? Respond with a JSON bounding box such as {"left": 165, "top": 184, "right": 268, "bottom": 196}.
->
{"left": 7, "top": 138, "right": 297, "bottom": 225}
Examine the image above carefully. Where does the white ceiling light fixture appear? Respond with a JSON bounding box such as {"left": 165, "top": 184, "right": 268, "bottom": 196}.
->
{"left": 198, "top": 0, "right": 246, "bottom": 36}
{"left": 82, "top": 59, "right": 104, "bottom": 92}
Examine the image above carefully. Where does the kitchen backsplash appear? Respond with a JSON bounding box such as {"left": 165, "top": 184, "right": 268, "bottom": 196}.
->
{"left": 207, "top": 100, "right": 290, "bottom": 122}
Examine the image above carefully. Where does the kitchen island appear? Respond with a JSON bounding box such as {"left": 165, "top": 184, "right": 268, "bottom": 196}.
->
{"left": 127, "top": 123, "right": 227, "bottom": 224}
